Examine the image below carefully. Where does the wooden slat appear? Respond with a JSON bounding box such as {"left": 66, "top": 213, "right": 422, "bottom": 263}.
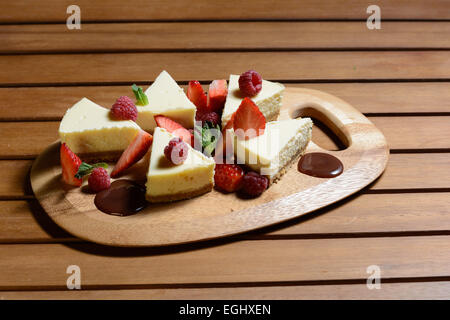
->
{"left": 0, "top": 117, "right": 448, "bottom": 158}
{"left": 0, "top": 51, "right": 449, "bottom": 85}
{"left": 0, "top": 161, "right": 31, "bottom": 198}
{"left": 1, "top": 236, "right": 449, "bottom": 288}
{"left": 370, "top": 154, "right": 450, "bottom": 190}
{"left": 2, "top": 192, "right": 449, "bottom": 243}
{"left": 2, "top": 22, "right": 449, "bottom": 53}
{"left": 0, "top": 154, "right": 449, "bottom": 198}
{"left": 1, "top": 83, "right": 449, "bottom": 121}
{"left": 370, "top": 117, "right": 450, "bottom": 150}
{"left": 2, "top": 281, "right": 450, "bottom": 299}
{"left": 0, "top": 0, "right": 448, "bottom": 23}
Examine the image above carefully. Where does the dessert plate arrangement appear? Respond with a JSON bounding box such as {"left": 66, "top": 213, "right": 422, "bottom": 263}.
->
{"left": 30, "top": 71, "right": 388, "bottom": 247}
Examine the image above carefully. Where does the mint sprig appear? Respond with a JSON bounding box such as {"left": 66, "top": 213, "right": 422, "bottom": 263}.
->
{"left": 194, "top": 122, "right": 221, "bottom": 157}
{"left": 131, "top": 84, "right": 149, "bottom": 106}
{"left": 75, "top": 162, "right": 108, "bottom": 179}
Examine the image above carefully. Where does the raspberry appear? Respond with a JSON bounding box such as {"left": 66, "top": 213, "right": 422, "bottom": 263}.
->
{"left": 214, "top": 164, "right": 244, "bottom": 193}
{"left": 241, "top": 171, "right": 268, "bottom": 197}
{"left": 88, "top": 167, "right": 111, "bottom": 193}
{"left": 238, "top": 70, "right": 262, "bottom": 97}
{"left": 164, "top": 138, "right": 189, "bottom": 165}
{"left": 196, "top": 111, "right": 220, "bottom": 126}
{"left": 111, "top": 96, "right": 138, "bottom": 121}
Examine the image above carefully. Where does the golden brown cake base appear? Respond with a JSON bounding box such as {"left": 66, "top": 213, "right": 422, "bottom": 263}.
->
{"left": 269, "top": 140, "right": 311, "bottom": 185}
{"left": 77, "top": 150, "right": 124, "bottom": 163}
{"left": 146, "top": 183, "right": 213, "bottom": 203}
{"left": 265, "top": 109, "right": 281, "bottom": 122}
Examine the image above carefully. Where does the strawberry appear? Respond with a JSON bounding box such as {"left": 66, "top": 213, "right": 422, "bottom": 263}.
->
{"left": 111, "top": 130, "right": 153, "bottom": 178}
{"left": 214, "top": 164, "right": 245, "bottom": 193}
{"left": 223, "top": 111, "right": 236, "bottom": 131}
{"left": 154, "top": 115, "right": 193, "bottom": 145}
{"left": 187, "top": 81, "right": 208, "bottom": 114}
{"left": 233, "top": 98, "right": 266, "bottom": 140}
{"left": 60, "top": 143, "right": 82, "bottom": 187}
{"left": 207, "top": 80, "right": 228, "bottom": 113}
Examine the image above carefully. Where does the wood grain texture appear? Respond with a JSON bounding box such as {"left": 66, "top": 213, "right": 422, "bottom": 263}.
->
{"left": 1, "top": 236, "right": 450, "bottom": 288}
{"left": 1, "top": 153, "right": 448, "bottom": 199}
{"left": 2, "top": 22, "right": 449, "bottom": 53}
{"left": 1, "top": 192, "right": 449, "bottom": 243}
{"left": 30, "top": 87, "right": 389, "bottom": 246}
{"left": 1, "top": 83, "right": 448, "bottom": 121}
{"left": 0, "top": 0, "right": 448, "bottom": 22}
{"left": 0, "top": 116, "right": 447, "bottom": 158}
{"left": 0, "top": 161, "right": 32, "bottom": 198}
{"left": 0, "top": 51, "right": 449, "bottom": 85}
{"left": 2, "top": 281, "right": 450, "bottom": 299}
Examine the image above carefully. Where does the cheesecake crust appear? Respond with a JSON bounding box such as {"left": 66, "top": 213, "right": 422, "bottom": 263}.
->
{"left": 77, "top": 150, "right": 123, "bottom": 162}
{"left": 269, "top": 139, "right": 311, "bottom": 185}
{"left": 146, "top": 183, "right": 213, "bottom": 203}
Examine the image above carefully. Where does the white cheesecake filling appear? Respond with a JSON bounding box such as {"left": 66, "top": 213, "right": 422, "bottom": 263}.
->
{"left": 233, "top": 118, "right": 313, "bottom": 181}
{"left": 221, "top": 75, "right": 285, "bottom": 128}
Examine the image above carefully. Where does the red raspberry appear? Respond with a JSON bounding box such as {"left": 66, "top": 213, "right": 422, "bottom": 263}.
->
{"left": 164, "top": 138, "right": 189, "bottom": 165}
{"left": 88, "top": 167, "right": 111, "bottom": 193}
{"left": 241, "top": 171, "right": 268, "bottom": 197}
{"left": 196, "top": 111, "right": 220, "bottom": 126}
{"left": 111, "top": 96, "right": 138, "bottom": 121}
{"left": 214, "top": 164, "right": 244, "bottom": 193}
{"left": 238, "top": 70, "right": 262, "bottom": 97}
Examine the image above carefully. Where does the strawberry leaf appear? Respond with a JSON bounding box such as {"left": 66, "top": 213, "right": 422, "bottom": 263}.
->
{"left": 75, "top": 162, "right": 108, "bottom": 179}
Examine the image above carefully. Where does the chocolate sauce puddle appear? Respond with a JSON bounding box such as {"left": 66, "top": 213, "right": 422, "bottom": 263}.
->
{"left": 298, "top": 152, "right": 344, "bottom": 178}
{"left": 94, "top": 180, "right": 147, "bottom": 216}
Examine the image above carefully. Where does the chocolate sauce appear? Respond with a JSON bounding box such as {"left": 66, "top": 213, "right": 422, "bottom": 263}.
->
{"left": 94, "top": 180, "right": 147, "bottom": 216}
{"left": 298, "top": 152, "right": 344, "bottom": 178}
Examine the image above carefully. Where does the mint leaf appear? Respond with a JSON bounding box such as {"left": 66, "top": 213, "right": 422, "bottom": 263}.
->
{"left": 75, "top": 162, "right": 108, "bottom": 179}
{"left": 132, "top": 84, "right": 149, "bottom": 106}
{"left": 196, "top": 122, "right": 221, "bottom": 157}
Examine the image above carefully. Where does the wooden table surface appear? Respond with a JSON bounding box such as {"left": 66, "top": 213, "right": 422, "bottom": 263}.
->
{"left": 0, "top": 1, "right": 449, "bottom": 300}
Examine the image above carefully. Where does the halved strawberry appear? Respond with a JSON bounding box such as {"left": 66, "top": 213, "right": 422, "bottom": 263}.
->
{"left": 223, "top": 111, "right": 236, "bottom": 131}
{"left": 187, "top": 81, "right": 208, "bottom": 114}
{"left": 233, "top": 98, "right": 266, "bottom": 140}
{"left": 154, "top": 115, "right": 193, "bottom": 145}
{"left": 60, "top": 143, "right": 82, "bottom": 187}
{"left": 111, "top": 130, "right": 153, "bottom": 178}
{"left": 208, "top": 80, "right": 228, "bottom": 113}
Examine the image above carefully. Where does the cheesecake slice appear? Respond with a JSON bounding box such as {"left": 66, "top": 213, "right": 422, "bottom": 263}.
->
{"left": 146, "top": 127, "right": 215, "bottom": 203}
{"left": 221, "top": 74, "right": 285, "bottom": 128}
{"left": 136, "top": 70, "right": 196, "bottom": 133}
{"left": 232, "top": 118, "right": 313, "bottom": 183}
{"left": 59, "top": 98, "right": 141, "bottom": 161}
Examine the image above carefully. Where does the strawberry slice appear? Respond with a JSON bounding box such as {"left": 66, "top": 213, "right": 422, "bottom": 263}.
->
{"left": 111, "top": 130, "right": 153, "bottom": 178}
{"left": 187, "top": 81, "right": 208, "bottom": 114}
{"left": 154, "top": 115, "right": 193, "bottom": 145}
{"left": 233, "top": 98, "right": 266, "bottom": 140}
{"left": 208, "top": 80, "right": 228, "bottom": 113}
{"left": 60, "top": 143, "right": 82, "bottom": 187}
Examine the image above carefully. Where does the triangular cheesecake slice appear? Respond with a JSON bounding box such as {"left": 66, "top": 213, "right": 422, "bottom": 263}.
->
{"left": 59, "top": 98, "right": 141, "bottom": 161}
{"left": 146, "top": 127, "right": 215, "bottom": 203}
{"left": 221, "top": 74, "right": 285, "bottom": 128}
{"left": 136, "top": 70, "right": 196, "bottom": 133}
{"left": 232, "top": 118, "right": 313, "bottom": 183}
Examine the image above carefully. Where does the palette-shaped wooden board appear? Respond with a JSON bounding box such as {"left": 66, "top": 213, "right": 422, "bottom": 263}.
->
{"left": 30, "top": 87, "right": 389, "bottom": 247}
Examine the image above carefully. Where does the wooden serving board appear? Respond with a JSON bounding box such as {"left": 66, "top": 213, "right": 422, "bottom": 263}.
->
{"left": 30, "top": 87, "right": 389, "bottom": 247}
